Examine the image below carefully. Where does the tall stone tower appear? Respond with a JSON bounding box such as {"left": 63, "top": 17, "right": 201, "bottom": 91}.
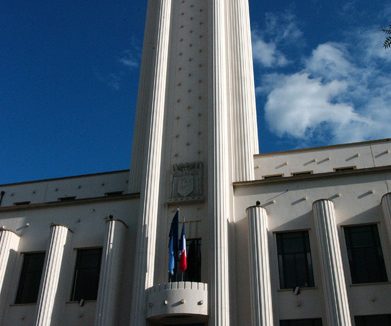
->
{"left": 128, "top": 0, "right": 258, "bottom": 325}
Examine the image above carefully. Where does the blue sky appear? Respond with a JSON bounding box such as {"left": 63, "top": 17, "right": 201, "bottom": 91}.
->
{"left": 0, "top": 0, "right": 390, "bottom": 184}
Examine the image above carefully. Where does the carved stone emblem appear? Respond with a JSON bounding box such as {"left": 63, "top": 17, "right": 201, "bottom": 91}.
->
{"left": 170, "top": 162, "right": 203, "bottom": 203}
{"left": 178, "top": 175, "right": 194, "bottom": 197}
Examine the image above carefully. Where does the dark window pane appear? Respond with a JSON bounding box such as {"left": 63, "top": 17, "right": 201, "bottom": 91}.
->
{"left": 277, "top": 231, "right": 314, "bottom": 289}
{"left": 171, "top": 238, "right": 201, "bottom": 283}
{"left": 355, "top": 314, "right": 391, "bottom": 326}
{"left": 183, "top": 238, "right": 201, "bottom": 282}
{"left": 280, "top": 318, "right": 322, "bottom": 326}
{"left": 71, "top": 248, "right": 102, "bottom": 301}
{"left": 15, "top": 252, "right": 45, "bottom": 304}
{"left": 344, "top": 225, "right": 388, "bottom": 284}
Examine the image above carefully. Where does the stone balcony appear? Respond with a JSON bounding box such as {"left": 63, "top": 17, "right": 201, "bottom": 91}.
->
{"left": 146, "top": 282, "right": 208, "bottom": 324}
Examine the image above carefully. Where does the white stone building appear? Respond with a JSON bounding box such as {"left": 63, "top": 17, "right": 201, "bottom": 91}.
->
{"left": 0, "top": 0, "right": 390, "bottom": 325}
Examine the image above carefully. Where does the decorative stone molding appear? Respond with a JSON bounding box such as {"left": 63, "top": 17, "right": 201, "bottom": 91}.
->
{"left": 247, "top": 206, "right": 273, "bottom": 326}
{"left": 169, "top": 162, "right": 203, "bottom": 203}
{"left": 35, "top": 225, "right": 70, "bottom": 326}
{"left": 146, "top": 282, "right": 208, "bottom": 321}
{"left": 312, "top": 200, "right": 352, "bottom": 326}
{"left": 95, "top": 219, "right": 127, "bottom": 326}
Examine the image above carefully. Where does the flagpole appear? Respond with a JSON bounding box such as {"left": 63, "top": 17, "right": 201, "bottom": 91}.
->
{"left": 182, "top": 213, "right": 185, "bottom": 282}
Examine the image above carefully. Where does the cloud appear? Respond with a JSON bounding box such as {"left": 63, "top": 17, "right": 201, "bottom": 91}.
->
{"left": 252, "top": 33, "right": 288, "bottom": 68}
{"left": 261, "top": 34, "right": 391, "bottom": 144}
{"left": 306, "top": 43, "right": 354, "bottom": 80}
{"left": 252, "top": 11, "right": 302, "bottom": 68}
{"left": 118, "top": 49, "right": 139, "bottom": 69}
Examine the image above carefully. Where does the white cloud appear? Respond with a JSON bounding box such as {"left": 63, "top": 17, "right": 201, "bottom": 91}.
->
{"left": 306, "top": 43, "right": 354, "bottom": 80}
{"left": 252, "top": 11, "right": 302, "bottom": 68}
{"left": 252, "top": 34, "right": 288, "bottom": 68}
{"left": 118, "top": 49, "right": 139, "bottom": 69}
{"left": 261, "top": 35, "right": 391, "bottom": 144}
{"left": 263, "top": 11, "right": 303, "bottom": 44}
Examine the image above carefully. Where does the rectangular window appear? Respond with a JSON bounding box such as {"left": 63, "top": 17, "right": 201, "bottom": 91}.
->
{"left": 15, "top": 252, "right": 45, "bottom": 304}
{"left": 276, "top": 231, "right": 314, "bottom": 289}
{"left": 183, "top": 238, "right": 201, "bottom": 282}
{"left": 71, "top": 248, "right": 102, "bottom": 301}
{"left": 172, "top": 238, "right": 201, "bottom": 282}
{"left": 355, "top": 314, "right": 391, "bottom": 326}
{"left": 344, "top": 224, "right": 388, "bottom": 284}
{"left": 280, "top": 319, "right": 322, "bottom": 326}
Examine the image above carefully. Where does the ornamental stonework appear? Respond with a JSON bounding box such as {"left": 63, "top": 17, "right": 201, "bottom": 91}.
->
{"left": 169, "top": 162, "right": 203, "bottom": 203}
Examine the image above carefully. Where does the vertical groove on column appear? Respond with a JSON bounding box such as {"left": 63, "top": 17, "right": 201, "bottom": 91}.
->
{"left": 313, "top": 200, "right": 351, "bottom": 326}
{"left": 208, "top": 0, "right": 231, "bottom": 325}
{"left": 95, "top": 220, "right": 126, "bottom": 326}
{"left": 35, "top": 225, "right": 69, "bottom": 326}
{"left": 247, "top": 207, "right": 273, "bottom": 326}
{"left": 381, "top": 193, "right": 391, "bottom": 244}
{"left": 129, "top": 0, "right": 172, "bottom": 325}
{"left": 0, "top": 229, "right": 20, "bottom": 318}
{"left": 228, "top": 0, "right": 258, "bottom": 182}
{"left": 128, "top": 0, "right": 157, "bottom": 193}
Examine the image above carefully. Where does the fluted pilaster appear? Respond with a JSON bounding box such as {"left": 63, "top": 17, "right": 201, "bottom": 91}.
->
{"left": 35, "top": 225, "right": 70, "bottom": 326}
{"left": 228, "top": 0, "right": 258, "bottom": 181}
{"left": 247, "top": 206, "right": 273, "bottom": 326}
{"left": 208, "top": 0, "right": 231, "bottom": 324}
{"left": 129, "top": 0, "right": 172, "bottom": 324}
{"left": 381, "top": 193, "right": 391, "bottom": 244}
{"left": 0, "top": 229, "right": 20, "bottom": 317}
{"left": 95, "top": 219, "right": 127, "bottom": 326}
{"left": 312, "top": 200, "right": 351, "bottom": 326}
{"left": 128, "top": 0, "right": 157, "bottom": 193}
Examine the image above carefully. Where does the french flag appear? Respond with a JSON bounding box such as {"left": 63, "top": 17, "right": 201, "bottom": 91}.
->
{"left": 178, "top": 223, "right": 187, "bottom": 273}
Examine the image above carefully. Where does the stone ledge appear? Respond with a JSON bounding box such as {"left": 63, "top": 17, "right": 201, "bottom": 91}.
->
{"left": 146, "top": 282, "right": 208, "bottom": 320}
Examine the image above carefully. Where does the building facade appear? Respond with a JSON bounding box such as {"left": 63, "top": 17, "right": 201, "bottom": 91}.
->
{"left": 0, "top": 0, "right": 390, "bottom": 325}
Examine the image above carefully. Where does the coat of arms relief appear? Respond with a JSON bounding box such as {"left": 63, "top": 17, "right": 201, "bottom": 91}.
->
{"left": 169, "top": 162, "right": 203, "bottom": 203}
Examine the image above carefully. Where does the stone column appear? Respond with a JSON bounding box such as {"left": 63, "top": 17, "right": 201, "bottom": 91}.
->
{"left": 381, "top": 193, "right": 391, "bottom": 244}
{"left": 95, "top": 219, "right": 127, "bottom": 326}
{"left": 128, "top": 0, "right": 157, "bottom": 194}
{"left": 0, "top": 229, "right": 20, "bottom": 316}
{"left": 129, "top": 0, "right": 172, "bottom": 324}
{"left": 312, "top": 200, "right": 351, "bottom": 326}
{"left": 228, "top": 0, "right": 258, "bottom": 182}
{"left": 35, "top": 225, "right": 70, "bottom": 326}
{"left": 247, "top": 206, "right": 273, "bottom": 326}
{"left": 208, "top": 0, "right": 231, "bottom": 324}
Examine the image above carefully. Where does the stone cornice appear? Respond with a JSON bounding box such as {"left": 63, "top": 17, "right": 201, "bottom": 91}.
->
{"left": 0, "top": 193, "right": 140, "bottom": 213}
{"left": 234, "top": 165, "right": 391, "bottom": 188}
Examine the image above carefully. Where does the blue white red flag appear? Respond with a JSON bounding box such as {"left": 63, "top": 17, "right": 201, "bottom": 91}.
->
{"left": 178, "top": 223, "right": 187, "bottom": 272}
{"left": 168, "top": 210, "right": 179, "bottom": 275}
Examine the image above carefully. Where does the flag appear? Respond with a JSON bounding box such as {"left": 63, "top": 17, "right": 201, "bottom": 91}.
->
{"left": 178, "top": 223, "right": 187, "bottom": 272}
{"left": 168, "top": 210, "right": 179, "bottom": 276}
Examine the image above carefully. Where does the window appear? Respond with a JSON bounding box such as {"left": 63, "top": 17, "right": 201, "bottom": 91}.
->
{"left": 71, "top": 248, "right": 102, "bottom": 301}
{"left": 355, "top": 314, "right": 391, "bottom": 326}
{"left": 344, "top": 224, "right": 387, "bottom": 284}
{"left": 280, "top": 319, "right": 322, "bottom": 326}
{"left": 184, "top": 238, "right": 201, "bottom": 282}
{"left": 276, "top": 231, "right": 314, "bottom": 289}
{"left": 171, "top": 238, "right": 201, "bottom": 282}
{"left": 15, "top": 252, "right": 45, "bottom": 304}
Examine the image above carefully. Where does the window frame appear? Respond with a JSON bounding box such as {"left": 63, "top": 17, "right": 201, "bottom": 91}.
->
{"left": 275, "top": 230, "right": 315, "bottom": 290}
{"left": 354, "top": 314, "right": 391, "bottom": 326}
{"left": 70, "top": 247, "right": 102, "bottom": 302}
{"left": 343, "top": 223, "right": 388, "bottom": 284}
{"left": 280, "top": 318, "right": 323, "bottom": 326}
{"left": 15, "top": 251, "right": 46, "bottom": 304}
